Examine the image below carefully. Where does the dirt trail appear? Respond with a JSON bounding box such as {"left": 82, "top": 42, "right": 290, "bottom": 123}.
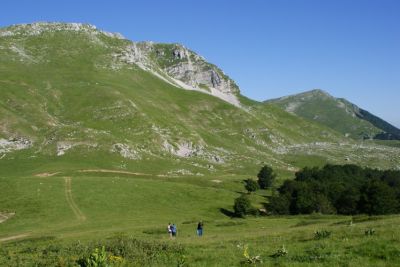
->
{"left": 35, "top": 172, "right": 60, "bottom": 177}
{"left": 79, "top": 169, "right": 152, "bottom": 176}
{"left": 0, "top": 212, "right": 15, "bottom": 223}
{"left": 0, "top": 233, "right": 29, "bottom": 242}
{"left": 64, "top": 177, "right": 86, "bottom": 222}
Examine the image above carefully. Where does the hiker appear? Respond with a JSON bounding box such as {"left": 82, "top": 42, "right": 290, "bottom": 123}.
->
{"left": 197, "top": 221, "right": 203, "bottom": 236}
{"left": 167, "top": 223, "right": 172, "bottom": 238}
{"left": 171, "top": 223, "right": 177, "bottom": 237}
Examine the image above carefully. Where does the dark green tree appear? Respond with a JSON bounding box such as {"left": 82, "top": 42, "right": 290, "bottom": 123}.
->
{"left": 358, "top": 179, "right": 399, "bottom": 215}
{"left": 233, "top": 194, "right": 252, "bottom": 217}
{"left": 334, "top": 187, "right": 360, "bottom": 215}
{"left": 315, "top": 194, "right": 336, "bottom": 214}
{"left": 257, "top": 165, "right": 276, "bottom": 189}
{"left": 267, "top": 193, "right": 291, "bottom": 215}
{"left": 244, "top": 179, "right": 259, "bottom": 193}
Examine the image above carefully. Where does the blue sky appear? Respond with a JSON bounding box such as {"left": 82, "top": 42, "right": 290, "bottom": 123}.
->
{"left": 1, "top": 0, "right": 399, "bottom": 127}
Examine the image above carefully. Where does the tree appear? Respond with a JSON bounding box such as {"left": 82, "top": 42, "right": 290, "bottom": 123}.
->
{"left": 358, "top": 179, "right": 399, "bottom": 215}
{"left": 268, "top": 193, "right": 291, "bottom": 215}
{"left": 257, "top": 165, "right": 276, "bottom": 189}
{"left": 334, "top": 187, "right": 360, "bottom": 215}
{"left": 244, "top": 179, "right": 259, "bottom": 193}
{"left": 233, "top": 194, "right": 252, "bottom": 217}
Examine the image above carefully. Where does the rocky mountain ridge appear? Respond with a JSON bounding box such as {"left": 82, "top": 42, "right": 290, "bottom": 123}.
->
{"left": 1, "top": 22, "right": 240, "bottom": 106}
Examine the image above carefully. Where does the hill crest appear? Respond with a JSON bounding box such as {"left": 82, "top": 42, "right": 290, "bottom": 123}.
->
{"left": 265, "top": 89, "right": 400, "bottom": 140}
{"left": 1, "top": 22, "right": 241, "bottom": 106}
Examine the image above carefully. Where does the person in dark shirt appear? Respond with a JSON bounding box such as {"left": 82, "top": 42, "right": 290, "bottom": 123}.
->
{"left": 197, "top": 221, "right": 203, "bottom": 236}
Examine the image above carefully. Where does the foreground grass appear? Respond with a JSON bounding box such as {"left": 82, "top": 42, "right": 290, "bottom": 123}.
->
{"left": 1, "top": 215, "right": 400, "bottom": 266}
{"left": 1, "top": 172, "right": 400, "bottom": 266}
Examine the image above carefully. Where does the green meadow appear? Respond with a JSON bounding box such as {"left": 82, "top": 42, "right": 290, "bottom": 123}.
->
{"left": 1, "top": 167, "right": 400, "bottom": 266}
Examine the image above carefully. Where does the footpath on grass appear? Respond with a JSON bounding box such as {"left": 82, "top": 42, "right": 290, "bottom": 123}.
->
{"left": 0, "top": 233, "right": 29, "bottom": 242}
{"left": 64, "top": 177, "right": 86, "bottom": 222}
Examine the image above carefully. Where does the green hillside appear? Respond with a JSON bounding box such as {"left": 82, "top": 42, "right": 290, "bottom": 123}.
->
{"left": 1, "top": 23, "right": 400, "bottom": 266}
{"left": 265, "top": 89, "right": 400, "bottom": 140}
{"left": 1, "top": 23, "right": 398, "bottom": 176}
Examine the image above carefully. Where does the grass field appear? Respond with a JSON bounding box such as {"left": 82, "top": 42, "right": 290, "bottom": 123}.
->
{"left": 1, "top": 168, "right": 400, "bottom": 266}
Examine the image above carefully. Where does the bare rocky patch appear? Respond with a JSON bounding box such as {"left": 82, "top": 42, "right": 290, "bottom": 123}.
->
{"left": 56, "top": 141, "right": 97, "bottom": 156}
{"left": 0, "top": 137, "right": 32, "bottom": 154}
{"left": 111, "top": 143, "right": 141, "bottom": 160}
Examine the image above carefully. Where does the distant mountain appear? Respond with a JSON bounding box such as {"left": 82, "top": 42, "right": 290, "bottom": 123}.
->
{"left": 265, "top": 89, "right": 400, "bottom": 140}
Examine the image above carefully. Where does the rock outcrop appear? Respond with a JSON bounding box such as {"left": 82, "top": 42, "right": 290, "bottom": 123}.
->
{"left": 117, "top": 42, "right": 241, "bottom": 106}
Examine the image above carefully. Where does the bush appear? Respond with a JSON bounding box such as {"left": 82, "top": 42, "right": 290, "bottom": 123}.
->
{"left": 257, "top": 165, "right": 276, "bottom": 189}
{"left": 270, "top": 245, "right": 288, "bottom": 258}
{"left": 79, "top": 246, "right": 109, "bottom": 267}
{"left": 234, "top": 195, "right": 252, "bottom": 217}
{"left": 365, "top": 228, "right": 375, "bottom": 236}
{"left": 242, "top": 245, "right": 262, "bottom": 265}
{"left": 244, "top": 179, "right": 259, "bottom": 193}
{"left": 314, "top": 230, "right": 331, "bottom": 240}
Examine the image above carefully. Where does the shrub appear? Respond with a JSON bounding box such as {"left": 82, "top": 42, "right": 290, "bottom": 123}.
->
{"left": 365, "top": 228, "right": 375, "bottom": 236}
{"left": 244, "top": 179, "right": 259, "bottom": 193}
{"left": 270, "top": 245, "right": 288, "bottom": 258}
{"left": 234, "top": 195, "right": 252, "bottom": 217}
{"left": 241, "top": 245, "right": 262, "bottom": 265}
{"left": 314, "top": 230, "right": 331, "bottom": 240}
{"left": 79, "top": 246, "right": 109, "bottom": 267}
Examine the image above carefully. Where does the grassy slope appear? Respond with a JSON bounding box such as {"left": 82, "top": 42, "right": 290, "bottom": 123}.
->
{"left": 1, "top": 25, "right": 399, "bottom": 175}
{"left": 265, "top": 90, "right": 382, "bottom": 140}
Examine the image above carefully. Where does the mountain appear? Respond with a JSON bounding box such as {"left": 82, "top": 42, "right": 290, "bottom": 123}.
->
{"left": 265, "top": 89, "right": 400, "bottom": 140}
{"left": 0, "top": 22, "right": 399, "bottom": 177}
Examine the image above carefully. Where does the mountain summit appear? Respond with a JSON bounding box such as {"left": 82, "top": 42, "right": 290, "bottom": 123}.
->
{"left": 265, "top": 89, "right": 400, "bottom": 140}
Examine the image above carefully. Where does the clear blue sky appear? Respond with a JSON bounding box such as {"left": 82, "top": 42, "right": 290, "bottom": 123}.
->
{"left": 1, "top": 0, "right": 399, "bottom": 127}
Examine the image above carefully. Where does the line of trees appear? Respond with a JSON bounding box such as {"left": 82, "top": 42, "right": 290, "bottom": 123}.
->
{"left": 268, "top": 164, "right": 400, "bottom": 215}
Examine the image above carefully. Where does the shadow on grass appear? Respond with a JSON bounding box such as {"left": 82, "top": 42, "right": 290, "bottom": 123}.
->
{"left": 220, "top": 208, "right": 236, "bottom": 218}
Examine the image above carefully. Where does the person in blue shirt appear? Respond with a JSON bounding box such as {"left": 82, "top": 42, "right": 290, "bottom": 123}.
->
{"left": 171, "top": 223, "right": 177, "bottom": 237}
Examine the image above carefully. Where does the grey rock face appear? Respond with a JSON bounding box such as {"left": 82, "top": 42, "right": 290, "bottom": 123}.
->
{"left": 117, "top": 42, "right": 241, "bottom": 106}
{"left": 211, "top": 70, "right": 221, "bottom": 87}
{"left": 173, "top": 49, "right": 185, "bottom": 59}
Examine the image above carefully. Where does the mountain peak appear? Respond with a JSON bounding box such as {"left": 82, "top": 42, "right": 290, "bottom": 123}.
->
{"left": 0, "top": 22, "right": 125, "bottom": 39}
{"left": 308, "top": 89, "right": 331, "bottom": 96}
{"left": 265, "top": 89, "right": 400, "bottom": 140}
{"left": 296, "top": 89, "right": 334, "bottom": 99}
